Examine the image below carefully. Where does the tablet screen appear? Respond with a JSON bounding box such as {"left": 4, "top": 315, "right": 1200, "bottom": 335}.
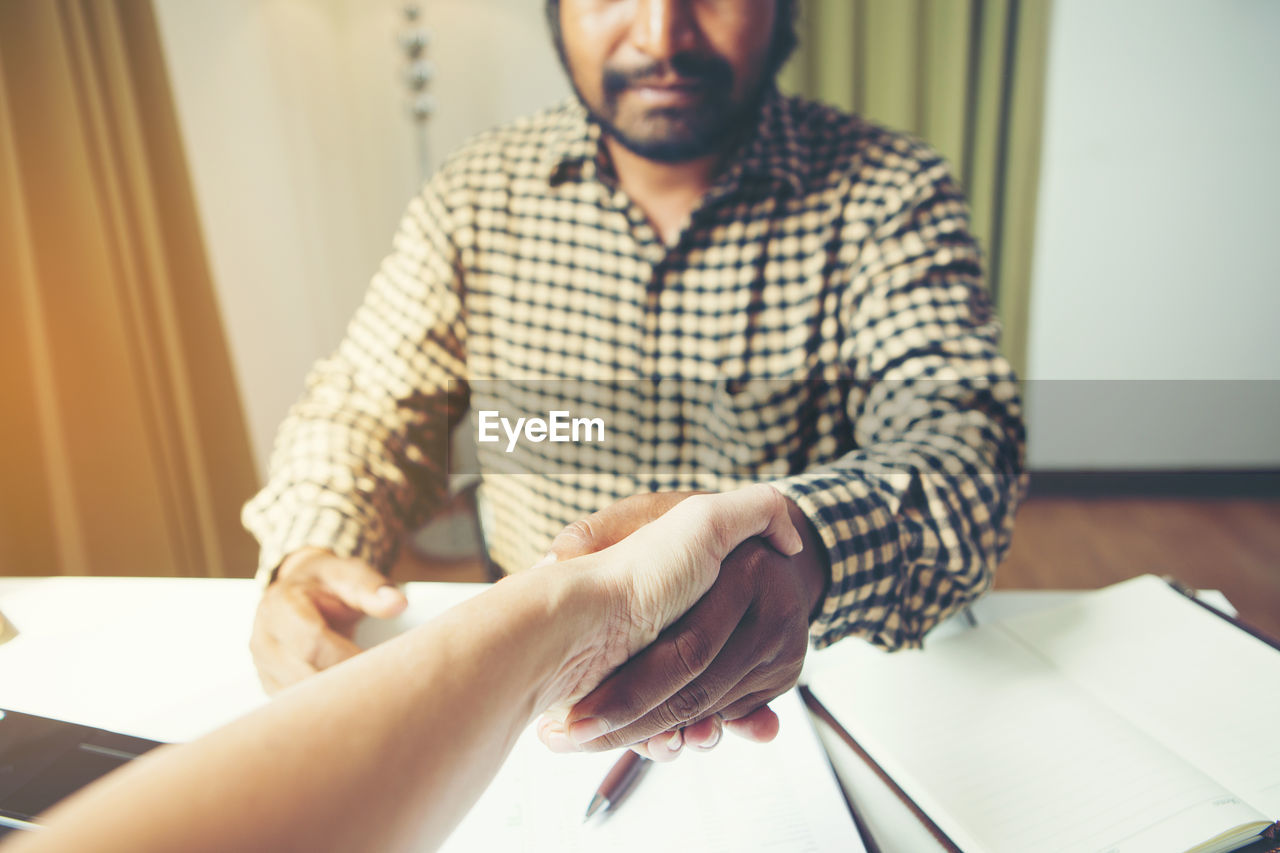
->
{"left": 0, "top": 709, "right": 162, "bottom": 834}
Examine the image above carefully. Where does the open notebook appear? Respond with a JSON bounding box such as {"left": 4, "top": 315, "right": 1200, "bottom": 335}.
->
{"left": 806, "top": 575, "right": 1280, "bottom": 853}
{"left": 437, "top": 688, "right": 863, "bottom": 852}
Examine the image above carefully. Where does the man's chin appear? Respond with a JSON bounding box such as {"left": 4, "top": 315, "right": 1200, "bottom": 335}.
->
{"left": 596, "top": 95, "right": 763, "bottom": 165}
{"left": 611, "top": 135, "right": 720, "bottom": 164}
{"left": 603, "top": 114, "right": 725, "bottom": 164}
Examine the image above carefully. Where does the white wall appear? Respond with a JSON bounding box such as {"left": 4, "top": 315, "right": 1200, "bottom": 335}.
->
{"left": 152, "top": 0, "right": 568, "bottom": 477}
{"left": 1025, "top": 0, "right": 1280, "bottom": 468}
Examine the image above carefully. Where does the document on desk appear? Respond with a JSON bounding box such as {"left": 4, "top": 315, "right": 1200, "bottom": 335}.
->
{"left": 438, "top": 688, "right": 863, "bottom": 852}
{"left": 806, "top": 575, "right": 1280, "bottom": 853}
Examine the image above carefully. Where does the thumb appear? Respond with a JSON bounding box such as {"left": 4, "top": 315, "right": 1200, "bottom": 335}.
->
{"left": 639, "top": 484, "right": 804, "bottom": 568}
{"left": 598, "top": 484, "right": 803, "bottom": 629}
{"left": 317, "top": 558, "right": 407, "bottom": 618}
{"left": 539, "top": 492, "right": 694, "bottom": 564}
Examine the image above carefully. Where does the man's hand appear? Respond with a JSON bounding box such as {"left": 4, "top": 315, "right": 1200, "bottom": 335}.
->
{"left": 536, "top": 491, "right": 828, "bottom": 761}
{"left": 250, "top": 548, "right": 408, "bottom": 694}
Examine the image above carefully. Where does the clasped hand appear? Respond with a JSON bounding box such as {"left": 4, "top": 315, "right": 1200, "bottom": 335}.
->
{"left": 249, "top": 485, "right": 825, "bottom": 764}
{"left": 536, "top": 489, "right": 828, "bottom": 762}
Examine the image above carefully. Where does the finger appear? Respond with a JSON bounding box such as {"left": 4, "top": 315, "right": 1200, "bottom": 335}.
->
{"left": 250, "top": 631, "right": 320, "bottom": 695}
{"left": 575, "top": 613, "right": 800, "bottom": 752}
{"left": 642, "top": 728, "right": 684, "bottom": 763}
{"left": 315, "top": 559, "right": 406, "bottom": 618}
{"left": 274, "top": 585, "right": 366, "bottom": 670}
{"left": 565, "top": 584, "right": 752, "bottom": 748}
{"left": 535, "top": 716, "right": 578, "bottom": 754}
{"left": 683, "top": 714, "right": 724, "bottom": 752}
{"left": 582, "top": 643, "right": 776, "bottom": 751}
{"left": 650, "top": 485, "right": 803, "bottom": 563}
{"left": 543, "top": 492, "right": 693, "bottom": 562}
{"left": 723, "top": 702, "right": 781, "bottom": 744}
{"left": 604, "top": 485, "right": 803, "bottom": 590}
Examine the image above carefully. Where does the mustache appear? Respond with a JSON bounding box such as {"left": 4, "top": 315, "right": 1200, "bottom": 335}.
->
{"left": 602, "top": 53, "right": 734, "bottom": 97}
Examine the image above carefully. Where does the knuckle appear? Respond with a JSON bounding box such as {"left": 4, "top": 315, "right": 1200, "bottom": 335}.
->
{"left": 750, "top": 656, "right": 803, "bottom": 694}
{"left": 763, "top": 483, "right": 789, "bottom": 518}
{"left": 742, "top": 537, "right": 774, "bottom": 568}
{"left": 589, "top": 729, "right": 640, "bottom": 752}
{"left": 677, "top": 493, "right": 717, "bottom": 532}
{"left": 671, "top": 624, "right": 714, "bottom": 679}
{"left": 665, "top": 681, "right": 712, "bottom": 724}
{"left": 555, "top": 518, "right": 598, "bottom": 552}
{"left": 646, "top": 703, "right": 686, "bottom": 733}
{"left": 773, "top": 660, "right": 803, "bottom": 691}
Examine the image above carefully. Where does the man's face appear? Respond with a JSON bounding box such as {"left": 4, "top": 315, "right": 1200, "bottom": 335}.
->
{"left": 556, "top": 0, "right": 779, "bottom": 164}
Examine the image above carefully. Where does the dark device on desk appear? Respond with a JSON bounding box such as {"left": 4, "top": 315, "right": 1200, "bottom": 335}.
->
{"left": 0, "top": 709, "right": 163, "bottom": 837}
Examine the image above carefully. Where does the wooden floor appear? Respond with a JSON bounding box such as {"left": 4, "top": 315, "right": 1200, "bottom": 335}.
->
{"left": 399, "top": 496, "right": 1280, "bottom": 640}
{"left": 998, "top": 497, "right": 1280, "bottom": 639}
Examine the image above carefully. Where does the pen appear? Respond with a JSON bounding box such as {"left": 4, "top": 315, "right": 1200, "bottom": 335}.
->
{"left": 583, "top": 751, "right": 652, "bottom": 821}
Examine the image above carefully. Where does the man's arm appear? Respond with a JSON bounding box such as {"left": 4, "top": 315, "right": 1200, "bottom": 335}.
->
{"left": 7, "top": 486, "right": 800, "bottom": 853}
{"left": 540, "top": 154, "right": 1026, "bottom": 756}
{"left": 243, "top": 176, "right": 469, "bottom": 691}
{"left": 775, "top": 155, "right": 1027, "bottom": 652}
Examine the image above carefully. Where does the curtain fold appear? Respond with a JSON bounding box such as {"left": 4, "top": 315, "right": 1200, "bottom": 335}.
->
{"left": 780, "top": 0, "right": 1052, "bottom": 376}
{"left": 0, "top": 0, "right": 258, "bottom": 577}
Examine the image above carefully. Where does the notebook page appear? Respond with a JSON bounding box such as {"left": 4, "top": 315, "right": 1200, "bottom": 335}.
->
{"left": 807, "top": 628, "right": 1263, "bottom": 853}
{"left": 436, "top": 689, "right": 862, "bottom": 852}
{"left": 999, "top": 575, "right": 1280, "bottom": 818}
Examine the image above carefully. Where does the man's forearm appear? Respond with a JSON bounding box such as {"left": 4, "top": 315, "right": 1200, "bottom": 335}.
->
{"left": 774, "top": 395, "right": 1026, "bottom": 652}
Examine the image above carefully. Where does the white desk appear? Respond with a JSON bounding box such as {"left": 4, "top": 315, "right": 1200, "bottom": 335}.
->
{"left": 0, "top": 578, "right": 1234, "bottom": 852}
{"left": 0, "top": 577, "right": 483, "bottom": 743}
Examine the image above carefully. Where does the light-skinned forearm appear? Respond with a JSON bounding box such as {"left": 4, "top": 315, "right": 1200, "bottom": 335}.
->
{"left": 5, "top": 565, "right": 599, "bottom": 853}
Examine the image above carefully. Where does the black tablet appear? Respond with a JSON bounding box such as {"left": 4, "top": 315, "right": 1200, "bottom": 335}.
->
{"left": 0, "top": 709, "right": 162, "bottom": 836}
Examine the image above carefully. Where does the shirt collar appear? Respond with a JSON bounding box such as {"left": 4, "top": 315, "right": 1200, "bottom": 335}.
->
{"left": 728, "top": 87, "right": 807, "bottom": 196}
{"left": 544, "top": 87, "right": 806, "bottom": 197}
{"left": 543, "top": 99, "right": 602, "bottom": 186}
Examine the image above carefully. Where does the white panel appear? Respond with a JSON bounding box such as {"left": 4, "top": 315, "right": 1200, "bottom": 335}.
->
{"left": 1025, "top": 0, "right": 1280, "bottom": 466}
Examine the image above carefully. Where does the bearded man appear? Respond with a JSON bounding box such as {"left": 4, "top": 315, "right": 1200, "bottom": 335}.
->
{"left": 244, "top": 0, "right": 1027, "bottom": 760}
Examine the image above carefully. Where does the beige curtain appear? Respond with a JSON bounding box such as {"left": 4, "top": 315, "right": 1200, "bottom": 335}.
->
{"left": 780, "top": 0, "right": 1052, "bottom": 376}
{"left": 0, "top": 0, "right": 258, "bottom": 577}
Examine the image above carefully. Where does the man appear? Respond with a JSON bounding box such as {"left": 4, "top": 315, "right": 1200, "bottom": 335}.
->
{"left": 244, "top": 0, "right": 1026, "bottom": 760}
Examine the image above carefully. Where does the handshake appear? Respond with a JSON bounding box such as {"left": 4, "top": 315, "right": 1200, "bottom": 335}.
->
{"left": 250, "top": 485, "right": 828, "bottom": 761}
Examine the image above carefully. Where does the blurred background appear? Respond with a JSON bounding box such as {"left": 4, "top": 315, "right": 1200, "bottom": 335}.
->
{"left": 1, "top": 1, "right": 1277, "bottom": 604}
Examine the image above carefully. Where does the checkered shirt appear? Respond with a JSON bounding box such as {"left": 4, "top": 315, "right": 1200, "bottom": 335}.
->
{"left": 243, "top": 88, "right": 1027, "bottom": 651}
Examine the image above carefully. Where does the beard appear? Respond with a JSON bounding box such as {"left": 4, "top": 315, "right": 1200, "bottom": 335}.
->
{"left": 577, "top": 51, "right": 768, "bottom": 164}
